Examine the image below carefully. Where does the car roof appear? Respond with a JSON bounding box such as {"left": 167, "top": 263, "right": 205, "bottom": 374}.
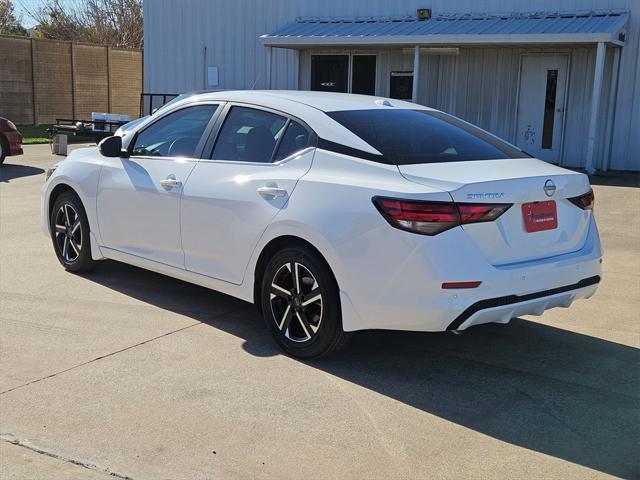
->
{"left": 188, "top": 90, "right": 434, "bottom": 113}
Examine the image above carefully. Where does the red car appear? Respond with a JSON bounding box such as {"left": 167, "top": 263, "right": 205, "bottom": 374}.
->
{"left": 0, "top": 117, "right": 24, "bottom": 164}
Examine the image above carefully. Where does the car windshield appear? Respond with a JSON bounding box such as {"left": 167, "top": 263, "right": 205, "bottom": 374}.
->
{"left": 327, "top": 109, "right": 528, "bottom": 165}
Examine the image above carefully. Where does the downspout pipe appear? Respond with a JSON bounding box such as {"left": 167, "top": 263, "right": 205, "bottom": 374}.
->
{"left": 585, "top": 41, "right": 606, "bottom": 174}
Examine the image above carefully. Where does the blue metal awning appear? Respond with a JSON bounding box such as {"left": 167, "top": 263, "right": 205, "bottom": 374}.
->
{"left": 260, "top": 10, "right": 629, "bottom": 47}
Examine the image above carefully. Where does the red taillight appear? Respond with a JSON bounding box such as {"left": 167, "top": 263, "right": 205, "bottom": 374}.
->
{"left": 457, "top": 204, "right": 512, "bottom": 223}
{"left": 373, "top": 198, "right": 459, "bottom": 235}
{"left": 373, "top": 197, "right": 512, "bottom": 236}
{"left": 568, "top": 189, "right": 594, "bottom": 210}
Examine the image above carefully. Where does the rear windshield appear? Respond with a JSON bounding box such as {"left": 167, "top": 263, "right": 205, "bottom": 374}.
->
{"left": 327, "top": 109, "right": 527, "bottom": 165}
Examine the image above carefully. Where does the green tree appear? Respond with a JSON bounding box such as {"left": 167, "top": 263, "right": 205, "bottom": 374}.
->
{"left": 0, "top": 0, "right": 28, "bottom": 36}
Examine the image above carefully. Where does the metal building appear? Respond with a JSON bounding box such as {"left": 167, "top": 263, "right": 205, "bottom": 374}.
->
{"left": 143, "top": 0, "right": 640, "bottom": 172}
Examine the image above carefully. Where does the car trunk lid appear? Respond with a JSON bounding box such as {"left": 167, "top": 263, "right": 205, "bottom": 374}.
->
{"left": 398, "top": 159, "right": 593, "bottom": 265}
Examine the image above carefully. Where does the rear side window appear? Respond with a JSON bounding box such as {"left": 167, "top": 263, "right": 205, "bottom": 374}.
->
{"left": 274, "top": 121, "right": 311, "bottom": 161}
{"left": 327, "top": 109, "right": 527, "bottom": 165}
{"left": 212, "top": 106, "right": 287, "bottom": 163}
{"left": 131, "top": 105, "right": 217, "bottom": 158}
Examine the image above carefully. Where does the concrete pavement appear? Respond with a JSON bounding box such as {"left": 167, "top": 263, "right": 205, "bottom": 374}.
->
{"left": 1, "top": 144, "right": 638, "bottom": 479}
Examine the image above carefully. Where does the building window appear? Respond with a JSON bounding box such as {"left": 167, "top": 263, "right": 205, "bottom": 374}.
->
{"left": 351, "top": 55, "right": 376, "bottom": 95}
{"left": 541, "top": 69, "right": 558, "bottom": 150}
{"left": 310, "top": 54, "right": 377, "bottom": 95}
{"left": 311, "top": 55, "right": 349, "bottom": 93}
{"left": 389, "top": 71, "right": 413, "bottom": 100}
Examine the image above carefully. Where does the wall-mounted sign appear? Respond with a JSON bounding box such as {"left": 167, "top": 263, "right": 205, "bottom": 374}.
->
{"left": 207, "top": 66, "right": 219, "bottom": 87}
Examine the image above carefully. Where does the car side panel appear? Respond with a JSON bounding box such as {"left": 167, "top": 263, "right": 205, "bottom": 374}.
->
{"left": 243, "top": 150, "right": 601, "bottom": 333}
{"left": 241, "top": 149, "right": 452, "bottom": 331}
{"left": 41, "top": 147, "right": 105, "bottom": 244}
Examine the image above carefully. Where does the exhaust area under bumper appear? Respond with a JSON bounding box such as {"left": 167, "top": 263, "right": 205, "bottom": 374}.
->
{"left": 447, "top": 275, "right": 601, "bottom": 331}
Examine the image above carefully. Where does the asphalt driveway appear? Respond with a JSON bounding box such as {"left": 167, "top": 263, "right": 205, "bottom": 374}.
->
{"left": 1, "top": 144, "right": 638, "bottom": 479}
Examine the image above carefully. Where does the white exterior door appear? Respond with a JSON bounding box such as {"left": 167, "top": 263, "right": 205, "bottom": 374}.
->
{"left": 516, "top": 55, "right": 568, "bottom": 164}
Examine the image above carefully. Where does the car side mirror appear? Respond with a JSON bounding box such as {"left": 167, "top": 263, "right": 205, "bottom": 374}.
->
{"left": 99, "top": 136, "right": 124, "bottom": 157}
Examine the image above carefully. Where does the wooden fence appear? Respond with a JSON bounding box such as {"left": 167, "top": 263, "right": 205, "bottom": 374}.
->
{"left": 0, "top": 35, "right": 142, "bottom": 125}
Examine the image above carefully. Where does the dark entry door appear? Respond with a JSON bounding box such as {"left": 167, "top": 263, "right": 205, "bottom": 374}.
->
{"left": 311, "top": 55, "right": 348, "bottom": 93}
{"left": 351, "top": 55, "right": 376, "bottom": 95}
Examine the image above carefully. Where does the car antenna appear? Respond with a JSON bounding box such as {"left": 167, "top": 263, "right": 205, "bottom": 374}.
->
{"left": 250, "top": 72, "right": 261, "bottom": 90}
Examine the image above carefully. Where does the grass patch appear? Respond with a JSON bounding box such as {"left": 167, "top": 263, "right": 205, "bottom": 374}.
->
{"left": 18, "top": 125, "right": 51, "bottom": 144}
{"left": 18, "top": 125, "right": 96, "bottom": 145}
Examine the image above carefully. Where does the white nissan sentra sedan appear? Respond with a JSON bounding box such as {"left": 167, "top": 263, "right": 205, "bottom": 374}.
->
{"left": 41, "top": 91, "right": 602, "bottom": 358}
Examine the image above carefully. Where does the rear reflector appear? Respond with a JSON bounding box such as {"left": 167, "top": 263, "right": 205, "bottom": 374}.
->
{"left": 372, "top": 197, "right": 512, "bottom": 236}
{"left": 568, "top": 189, "right": 595, "bottom": 210}
{"left": 442, "top": 281, "right": 482, "bottom": 289}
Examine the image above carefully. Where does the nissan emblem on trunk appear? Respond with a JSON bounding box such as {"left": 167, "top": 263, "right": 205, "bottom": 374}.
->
{"left": 543, "top": 179, "right": 556, "bottom": 197}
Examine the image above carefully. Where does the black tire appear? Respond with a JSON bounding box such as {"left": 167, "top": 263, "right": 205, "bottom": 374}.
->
{"left": 50, "top": 191, "right": 95, "bottom": 273}
{"left": 261, "top": 246, "right": 351, "bottom": 358}
{"left": 0, "top": 135, "right": 7, "bottom": 165}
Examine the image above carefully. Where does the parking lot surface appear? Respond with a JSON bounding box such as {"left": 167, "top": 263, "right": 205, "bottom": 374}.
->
{"left": 1, "top": 144, "right": 639, "bottom": 479}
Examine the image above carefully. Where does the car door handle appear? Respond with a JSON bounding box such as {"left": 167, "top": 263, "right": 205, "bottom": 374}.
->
{"left": 257, "top": 186, "right": 288, "bottom": 199}
{"left": 160, "top": 176, "right": 182, "bottom": 189}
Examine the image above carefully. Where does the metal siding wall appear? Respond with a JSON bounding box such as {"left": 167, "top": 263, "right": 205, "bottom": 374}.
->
{"left": 610, "top": 3, "right": 640, "bottom": 171}
{"left": 301, "top": 45, "right": 610, "bottom": 169}
{"left": 421, "top": 0, "right": 638, "bottom": 170}
{"left": 564, "top": 48, "right": 593, "bottom": 167}
{"left": 144, "top": 0, "right": 432, "bottom": 93}
{"left": 144, "top": 0, "right": 639, "bottom": 170}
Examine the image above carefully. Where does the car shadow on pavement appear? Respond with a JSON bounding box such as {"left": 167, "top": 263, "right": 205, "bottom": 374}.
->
{"left": 83, "top": 260, "right": 639, "bottom": 479}
{"left": 0, "top": 163, "right": 45, "bottom": 182}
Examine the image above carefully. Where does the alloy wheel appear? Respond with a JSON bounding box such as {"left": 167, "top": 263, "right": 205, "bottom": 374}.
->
{"left": 269, "top": 262, "right": 323, "bottom": 342}
{"left": 54, "top": 203, "right": 83, "bottom": 263}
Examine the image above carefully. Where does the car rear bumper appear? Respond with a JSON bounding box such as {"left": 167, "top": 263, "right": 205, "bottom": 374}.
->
{"left": 447, "top": 275, "right": 600, "bottom": 331}
{"left": 333, "top": 213, "right": 602, "bottom": 333}
{"left": 5, "top": 131, "right": 23, "bottom": 156}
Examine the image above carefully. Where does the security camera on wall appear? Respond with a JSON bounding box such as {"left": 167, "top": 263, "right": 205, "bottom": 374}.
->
{"left": 417, "top": 8, "right": 431, "bottom": 20}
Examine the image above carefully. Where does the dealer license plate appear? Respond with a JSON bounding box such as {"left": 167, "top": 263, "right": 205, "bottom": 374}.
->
{"left": 522, "top": 201, "right": 558, "bottom": 233}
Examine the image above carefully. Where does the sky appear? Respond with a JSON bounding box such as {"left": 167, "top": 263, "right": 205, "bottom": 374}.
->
{"left": 13, "top": 0, "right": 77, "bottom": 28}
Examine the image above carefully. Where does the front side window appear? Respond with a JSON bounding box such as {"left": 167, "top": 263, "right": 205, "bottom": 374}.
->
{"left": 212, "top": 106, "right": 287, "bottom": 163}
{"left": 327, "top": 109, "right": 528, "bottom": 165}
{"left": 131, "top": 104, "right": 217, "bottom": 158}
